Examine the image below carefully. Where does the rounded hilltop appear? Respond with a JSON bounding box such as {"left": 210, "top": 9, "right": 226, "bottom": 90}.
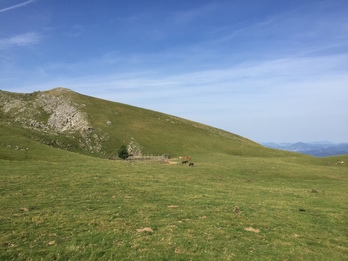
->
{"left": 44, "top": 87, "right": 76, "bottom": 94}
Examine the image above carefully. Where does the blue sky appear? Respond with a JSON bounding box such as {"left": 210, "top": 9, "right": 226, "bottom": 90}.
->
{"left": 1, "top": 0, "right": 348, "bottom": 143}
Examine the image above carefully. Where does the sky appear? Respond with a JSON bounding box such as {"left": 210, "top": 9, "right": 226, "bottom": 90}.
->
{"left": 1, "top": 0, "right": 348, "bottom": 143}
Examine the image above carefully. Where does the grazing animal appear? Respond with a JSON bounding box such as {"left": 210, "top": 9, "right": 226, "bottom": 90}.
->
{"left": 182, "top": 160, "right": 188, "bottom": 164}
{"left": 189, "top": 163, "right": 194, "bottom": 167}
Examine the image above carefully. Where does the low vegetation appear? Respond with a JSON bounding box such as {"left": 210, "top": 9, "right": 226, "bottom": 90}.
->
{"left": 1, "top": 89, "right": 347, "bottom": 260}
{"left": 118, "top": 144, "right": 129, "bottom": 160}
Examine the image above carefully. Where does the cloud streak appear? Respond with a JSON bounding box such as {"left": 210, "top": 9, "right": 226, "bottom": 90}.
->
{"left": 173, "top": 3, "right": 217, "bottom": 25}
{"left": 0, "top": 32, "right": 41, "bottom": 48}
{"left": 16, "top": 52, "right": 347, "bottom": 106}
{"left": 0, "top": 0, "right": 36, "bottom": 13}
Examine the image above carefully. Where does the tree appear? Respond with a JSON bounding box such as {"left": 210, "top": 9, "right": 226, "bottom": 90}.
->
{"left": 118, "top": 145, "right": 129, "bottom": 160}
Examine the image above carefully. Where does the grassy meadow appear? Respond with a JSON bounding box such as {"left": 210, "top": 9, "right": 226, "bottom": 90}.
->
{"left": 1, "top": 89, "right": 347, "bottom": 260}
{"left": 1, "top": 141, "right": 347, "bottom": 260}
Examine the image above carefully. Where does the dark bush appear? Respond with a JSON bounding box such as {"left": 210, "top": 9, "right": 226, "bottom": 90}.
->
{"left": 118, "top": 145, "right": 129, "bottom": 160}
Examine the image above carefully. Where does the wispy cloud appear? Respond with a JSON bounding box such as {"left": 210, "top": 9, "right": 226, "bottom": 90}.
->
{"left": 0, "top": 0, "right": 36, "bottom": 13}
{"left": 207, "top": 2, "right": 348, "bottom": 59}
{"left": 20, "top": 52, "right": 347, "bottom": 104}
{"left": 65, "top": 24, "right": 84, "bottom": 37}
{"left": 173, "top": 3, "right": 217, "bottom": 24}
{"left": 116, "top": 14, "right": 152, "bottom": 24}
{"left": 0, "top": 32, "right": 41, "bottom": 48}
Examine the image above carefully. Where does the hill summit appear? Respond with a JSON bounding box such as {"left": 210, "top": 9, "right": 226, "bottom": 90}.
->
{"left": 0, "top": 88, "right": 275, "bottom": 158}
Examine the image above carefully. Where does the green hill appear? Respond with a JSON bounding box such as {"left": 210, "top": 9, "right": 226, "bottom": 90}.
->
{"left": 0, "top": 87, "right": 286, "bottom": 159}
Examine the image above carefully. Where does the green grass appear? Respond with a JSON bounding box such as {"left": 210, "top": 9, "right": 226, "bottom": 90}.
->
{"left": 1, "top": 144, "right": 347, "bottom": 260}
{"left": 1, "top": 89, "right": 347, "bottom": 259}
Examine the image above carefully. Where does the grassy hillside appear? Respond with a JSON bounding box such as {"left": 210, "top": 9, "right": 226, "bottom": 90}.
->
{"left": 1, "top": 88, "right": 347, "bottom": 260}
{"left": 1, "top": 137, "right": 347, "bottom": 260}
{"left": 0, "top": 88, "right": 285, "bottom": 158}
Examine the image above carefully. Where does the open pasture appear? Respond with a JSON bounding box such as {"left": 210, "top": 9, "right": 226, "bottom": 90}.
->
{"left": 1, "top": 149, "right": 347, "bottom": 260}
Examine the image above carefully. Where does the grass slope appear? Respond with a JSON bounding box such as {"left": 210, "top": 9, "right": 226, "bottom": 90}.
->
{"left": 1, "top": 89, "right": 347, "bottom": 260}
{"left": 1, "top": 126, "right": 347, "bottom": 260}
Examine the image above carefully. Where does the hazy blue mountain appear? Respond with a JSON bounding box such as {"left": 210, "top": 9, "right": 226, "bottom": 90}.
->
{"left": 261, "top": 142, "right": 348, "bottom": 157}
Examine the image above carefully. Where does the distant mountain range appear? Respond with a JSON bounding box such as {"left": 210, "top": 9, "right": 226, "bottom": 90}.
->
{"left": 261, "top": 142, "right": 348, "bottom": 157}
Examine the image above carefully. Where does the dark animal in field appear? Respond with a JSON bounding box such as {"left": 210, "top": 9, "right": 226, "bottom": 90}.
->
{"left": 182, "top": 160, "right": 188, "bottom": 164}
{"left": 189, "top": 163, "right": 194, "bottom": 167}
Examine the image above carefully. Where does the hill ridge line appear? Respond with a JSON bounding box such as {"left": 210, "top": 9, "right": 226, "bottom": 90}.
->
{"left": 1, "top": 88, "right": 270, "bottom": 158}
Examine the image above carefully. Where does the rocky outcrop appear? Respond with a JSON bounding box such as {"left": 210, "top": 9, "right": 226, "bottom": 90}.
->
{"left": 0, "top": 88, "right": 104, "bottom": 154}
{"left": 127, "top": 137, "right": 143, "bottom": 156}
{"left": 0, "top": 90, "right": 88, "bottom": 132}
{"left": 42, "top": 93, "right": 88, "bottom": 132}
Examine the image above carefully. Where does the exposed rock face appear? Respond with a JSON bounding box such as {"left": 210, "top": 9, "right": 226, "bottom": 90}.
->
{"left": 0, "top": 88, "right": 104, "bottom": 154}
{"left": 42, "top": 94, "right": 87, "bottom": 132}
{"left": 127, "top": 138, "right": 142, "bottom": 156}
{"left": 0, "top": 89, "right": 88, "bottom": 132}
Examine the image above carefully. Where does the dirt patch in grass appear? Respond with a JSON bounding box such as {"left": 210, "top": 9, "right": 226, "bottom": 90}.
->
{"left": 136, "top": 227, "right": 153, "bottom": 233}
{"left": 244, "top": 227, "right": 260, "bottom": 233}
{"left": 167, "top": 158, "right": 179, "bottom": 164}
